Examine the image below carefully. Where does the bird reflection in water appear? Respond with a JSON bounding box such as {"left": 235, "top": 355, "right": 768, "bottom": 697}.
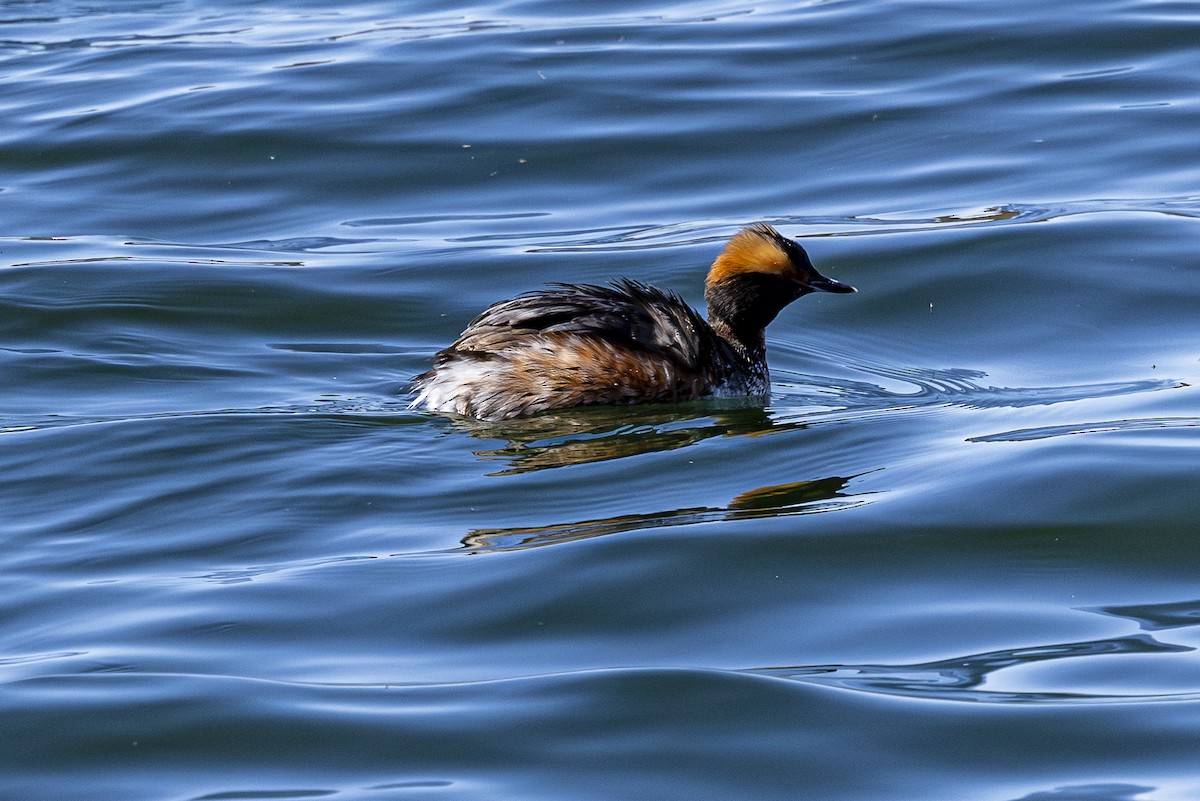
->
{"left": 460, "top": 470, "right": 869, "bottom": 553}
{"left": 444, "top": 401, "right": 799, "bottom": 476}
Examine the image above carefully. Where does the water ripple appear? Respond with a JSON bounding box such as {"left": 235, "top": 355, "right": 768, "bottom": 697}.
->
{"left": 140, "top": 237, "right": 386, "bottom": 255}
{"left": 1089, "top": 599, "right": 1200, "bottom": 632}
{"left": 969, "top": 416, "right": 1199, "bottom": 443}
{"left": 13, "top": 195, "right": 1195, "bottom": 264}
{"left": 754, "top": 634, "right": 1196, "bottom": 705}
{"left": 0, "top": 402, "right": 419, "bottom": 437}
{"left": 775, "top": 365, "right": 1183, "bottom": 420}
{"left": 1006, "top": 784, "right": 1157, "bottom": 801}
{"left": 476, "top": 196, "right": 1200, "bottom": 252}
{"left": 191, "top": 790, "right": 335, "bottom": 800}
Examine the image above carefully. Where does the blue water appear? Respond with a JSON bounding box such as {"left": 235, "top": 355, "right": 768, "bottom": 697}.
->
{"left": 4, "top": 1, "right": 1200, "bottom": 799}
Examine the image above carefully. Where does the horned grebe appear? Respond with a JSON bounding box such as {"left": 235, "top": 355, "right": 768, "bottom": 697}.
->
{"left": 410, "top": 223, "right": 855, "bottom": 421}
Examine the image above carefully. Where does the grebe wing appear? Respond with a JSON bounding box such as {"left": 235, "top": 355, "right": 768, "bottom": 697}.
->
{"left": 453, "top": 280, "right": 708, "bottom": 368}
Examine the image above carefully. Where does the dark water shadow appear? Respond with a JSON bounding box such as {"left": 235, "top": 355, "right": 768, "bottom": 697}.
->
{"left": 752, "top": 633, "right": 1196, "bottom": 705}
{"left": 460, "top": 473, "right": 871, "bottom": 553}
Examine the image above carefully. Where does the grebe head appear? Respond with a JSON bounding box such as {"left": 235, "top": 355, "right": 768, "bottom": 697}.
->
{"left": 704, "top": 223, "right": 855, "bottom": 345}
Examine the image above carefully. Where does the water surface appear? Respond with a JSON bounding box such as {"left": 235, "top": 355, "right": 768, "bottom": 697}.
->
{"left": 3, "top": 1, "right": 1200, "bottom": 799}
